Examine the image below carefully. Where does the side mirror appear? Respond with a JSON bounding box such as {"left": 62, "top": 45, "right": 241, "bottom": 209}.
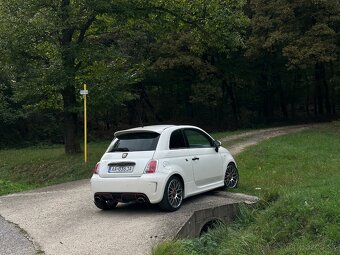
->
{"left": 213, "top": 140, "right": 221, "bottom": 152}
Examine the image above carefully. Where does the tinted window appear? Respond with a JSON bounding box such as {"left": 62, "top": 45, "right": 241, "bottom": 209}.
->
{"left": 184, "top": 129, "right": 213, "bottom": 148}
{"left": 170, "top": 130, "right": 187, "bottom": 149}
{"left": 110, "top": 132, "right": 160, "bottom": 152}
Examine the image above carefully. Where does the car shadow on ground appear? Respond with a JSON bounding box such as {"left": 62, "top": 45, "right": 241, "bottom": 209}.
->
{"left": 96, "top": 189, "right": 225, "bottom": 215}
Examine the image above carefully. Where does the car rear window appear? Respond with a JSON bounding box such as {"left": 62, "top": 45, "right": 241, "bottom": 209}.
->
{"left": 110, "top": 132, "right": 160, "bottom": 152}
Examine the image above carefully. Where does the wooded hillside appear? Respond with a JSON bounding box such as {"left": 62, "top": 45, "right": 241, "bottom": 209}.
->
{"left": 0, "top": 0, "right": 339, "bottom": 152}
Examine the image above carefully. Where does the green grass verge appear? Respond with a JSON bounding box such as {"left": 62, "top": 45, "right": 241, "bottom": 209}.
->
{"left": 153, "top": 121, "right": 340, "bottom": 255}
{"left": 0, "top": 141, "right": 110, "bottom": 195}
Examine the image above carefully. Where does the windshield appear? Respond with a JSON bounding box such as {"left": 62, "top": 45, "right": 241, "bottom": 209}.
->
{"left": 110, "top": 132, "right": 160, "bottom": 152}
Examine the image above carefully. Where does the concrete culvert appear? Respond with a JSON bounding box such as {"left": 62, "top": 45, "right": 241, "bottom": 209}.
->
{"left": 200, "top": 218, "right": 224, "bottom": 236}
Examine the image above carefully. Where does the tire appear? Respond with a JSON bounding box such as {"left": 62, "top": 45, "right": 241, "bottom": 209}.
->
{"left": 94, "top": 196, "right": 118, "bottom": 210}
{"left": 159, "top": 176, "right": 184, "bottom": 212}
{"left": 224, "top": 163, "right": 239, "bottom": 189}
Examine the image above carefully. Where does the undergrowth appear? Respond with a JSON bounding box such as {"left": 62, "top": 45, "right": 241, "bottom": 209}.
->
{"left": 153, "top": 122, "right": 340, "bottom": 255}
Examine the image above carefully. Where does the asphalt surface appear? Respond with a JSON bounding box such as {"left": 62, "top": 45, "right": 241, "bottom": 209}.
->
{"left": 0, "top": 216, "right": 36, "bottom": 255}
{"left": 0, "top": 185, "right": 252, "bottom": 255}
{"left": 0, "top": 125, "right": 309, "bottom": 255}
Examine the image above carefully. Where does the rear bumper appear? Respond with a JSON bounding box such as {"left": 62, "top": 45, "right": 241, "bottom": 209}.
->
{"left": 90, "top": 173, "right": 166, "bottom": 204}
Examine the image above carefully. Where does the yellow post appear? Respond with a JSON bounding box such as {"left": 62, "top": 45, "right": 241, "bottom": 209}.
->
{"left": 84, "top": 84, "right": 87, "bottom": 163}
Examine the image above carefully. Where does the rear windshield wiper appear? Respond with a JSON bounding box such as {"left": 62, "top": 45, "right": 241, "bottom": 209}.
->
{"left": 110, "top": 148, "right": 130, "bottom": 152}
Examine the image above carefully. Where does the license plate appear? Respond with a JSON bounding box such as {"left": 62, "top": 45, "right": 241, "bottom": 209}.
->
{"left": 108, "top": 165, "right": 134, "bottom": 173}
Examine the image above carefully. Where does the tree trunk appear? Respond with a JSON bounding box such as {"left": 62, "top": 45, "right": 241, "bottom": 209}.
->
{"left": 60, "top": 47, "right": 81, "bottom": 154}
{"left": 330, "top": 62, "right": 336, "bottom": 115}
{"left": 226, "top": 79, "right": 240, "bottom": 127}
{"left": 306, "top": 94, "right": 310, "bottom": 116}
{"left": 221, "top": 79, "right": 228, "bottom": 127}
{"left": 275, "top": 74, "right": 288, "bottom": 120}
{"left": 62, "top": 85, "right": 81, "bottom": 153}
{"left": 291, "top": 72, "right": 300, "bottom": 119}
{"left": 315, "top": 62, "right": 324, "bottom": 115}
{"left": 313, "top": 94, "right": 317, "bottom": 116}
{"left": 127, "top": 101, "right": 137, "bottom": 125}
{"left": 261, "top": 63, "right": 272, "bottom": 122}
{"left": 138, "top": 83, "right": 163, "bottom": 122}
{"left": 59, "top": 0, "right": 81, "bottom": 154}
{"left": 291, "top": 97, "right": 296, "bottom": 119}
{"left": 319, "top": 63, "right": 331, "bottom": 115}
{"left": 305, "top": 73, "right": 310, "bottom": 116}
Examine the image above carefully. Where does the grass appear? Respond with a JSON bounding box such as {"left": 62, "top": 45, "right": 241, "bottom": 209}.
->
{"left": 153, "top": 121, "right": 340, "bottom": 255}
{"left": 0, "top": 141, "right": 111, "bottom": 195}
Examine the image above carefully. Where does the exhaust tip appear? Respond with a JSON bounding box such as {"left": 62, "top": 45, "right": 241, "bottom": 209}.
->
{"left": 136, "top": 196, "right": 146, "bottom": 203}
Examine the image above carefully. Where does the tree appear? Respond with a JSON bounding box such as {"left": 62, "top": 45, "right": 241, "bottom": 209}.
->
{"left": 0, "top": 0, "right": 249, "bottom": 151}
{"left": 281, "top": 0, "right": 339, "bottom": 116}
{"left": 1, "top": 0, "right": 338, "bottom": 149}
{"left": 136, "top": 0, "right": 249, "bottom": 127}
{"left": 0, "top": 0, "right": 144, "bottom": 153}
{"left": 247, "top": 0, "right": 339, "bottom": 119}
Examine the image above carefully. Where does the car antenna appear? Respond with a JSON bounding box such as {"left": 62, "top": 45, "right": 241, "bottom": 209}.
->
{"left": 138, "top": 95, "right": 144, "bottom": 127}
{"left": 139, "top": 112, "right": 144, "bottom": 128}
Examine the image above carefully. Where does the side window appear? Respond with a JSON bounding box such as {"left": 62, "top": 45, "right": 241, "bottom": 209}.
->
{"left": 169, "top": 130, "right": 187, "bottom": 149}
{"left": 184, "top": 129, "right": 213, "bottom": 148}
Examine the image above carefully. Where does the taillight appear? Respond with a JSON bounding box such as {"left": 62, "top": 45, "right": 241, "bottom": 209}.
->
{"left": 144, "top": 160, "right": 158, "bottom": 174}
{"left": 93, "top": 162, "right": 100, "bottom": 174}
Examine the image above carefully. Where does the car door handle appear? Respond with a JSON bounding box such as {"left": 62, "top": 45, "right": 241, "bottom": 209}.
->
{"left": 192, "top": 157, "right": 199, "bottom": 161}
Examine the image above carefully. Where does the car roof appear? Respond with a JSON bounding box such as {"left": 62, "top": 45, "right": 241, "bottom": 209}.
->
{"left": 114, "top": 125, "right": 175, "bottom": 136}
{"left": 114, "top": 124, "right": 201, "bottom": 137}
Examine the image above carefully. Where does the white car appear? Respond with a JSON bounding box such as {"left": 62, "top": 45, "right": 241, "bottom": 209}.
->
{"left": 91, "top": 125, "right": 239, "bottom": 211}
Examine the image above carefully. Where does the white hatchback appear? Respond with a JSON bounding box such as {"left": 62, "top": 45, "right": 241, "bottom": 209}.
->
{"left": 91, "top": 125, "right": 239, "bottom": 211}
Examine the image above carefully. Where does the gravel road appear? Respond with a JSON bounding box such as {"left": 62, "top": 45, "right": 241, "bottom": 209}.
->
{"left": 0, "top": 125, "right": 309, "bottom": 255}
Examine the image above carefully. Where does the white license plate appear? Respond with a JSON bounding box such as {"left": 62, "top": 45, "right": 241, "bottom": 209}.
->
{"left": 108, "top": 165, "right": 134, "bottom": 173}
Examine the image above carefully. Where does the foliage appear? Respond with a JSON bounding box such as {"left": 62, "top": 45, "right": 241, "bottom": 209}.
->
{"left": 0, "top": 0, "right": 339, "bottom": 148}
{"left": 154, "top": 122, "right": 340, "bottom": 255}
{"left": 0, "top": 0, "right": 250, "bottom": 149}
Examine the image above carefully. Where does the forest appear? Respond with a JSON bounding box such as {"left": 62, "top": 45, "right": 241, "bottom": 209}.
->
{"left": 0, "top": 0, "right": 339, "bottom": 153}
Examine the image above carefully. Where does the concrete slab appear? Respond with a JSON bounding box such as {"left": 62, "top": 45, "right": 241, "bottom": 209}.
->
{"left": 0, "top": 180, "right": 256, "bottom": 255}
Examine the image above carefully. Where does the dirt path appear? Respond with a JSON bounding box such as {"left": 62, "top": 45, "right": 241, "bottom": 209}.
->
{"left": 226, "top": 125, "right": 310, "bottom": 155}
{"left": 0, "top": 125, "right": 311, "bottom": 255}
